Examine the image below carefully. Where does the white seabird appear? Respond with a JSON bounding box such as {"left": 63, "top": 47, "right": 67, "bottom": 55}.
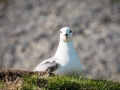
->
{"left": 33, "top": 27, "right": 82, "bottom": 76}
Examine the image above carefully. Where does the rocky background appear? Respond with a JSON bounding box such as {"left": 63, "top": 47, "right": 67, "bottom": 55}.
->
{"left": 0, "top": 0, "right": 120, "bottom": 81}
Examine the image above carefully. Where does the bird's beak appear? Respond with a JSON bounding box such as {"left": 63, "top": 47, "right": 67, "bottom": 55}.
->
{"left": 64, "top": 34, "right": 68, "bottom": 41}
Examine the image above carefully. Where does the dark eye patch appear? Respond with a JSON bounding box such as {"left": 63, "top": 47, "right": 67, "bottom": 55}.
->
{"left": 69, "top": 30, "right": 72, "bottom": 33}
{"left": 60, "top": 31, "right": 62, "bottom": 33}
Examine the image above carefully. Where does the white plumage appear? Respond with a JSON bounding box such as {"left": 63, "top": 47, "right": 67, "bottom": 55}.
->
{"left": 33, "top": 27, "right": 82, "bottom": 76}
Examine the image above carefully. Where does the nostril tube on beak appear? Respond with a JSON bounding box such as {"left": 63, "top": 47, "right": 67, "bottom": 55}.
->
{"left": 65, "top": 34, "right": 68, "bottom": 36}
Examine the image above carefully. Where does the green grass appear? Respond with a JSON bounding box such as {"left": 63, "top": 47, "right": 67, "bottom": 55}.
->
{"left": 0, "top": 74, "right": 120, "bottom": 90}
{"left": 20, "top": 74, "right": 120, "bottom": 90}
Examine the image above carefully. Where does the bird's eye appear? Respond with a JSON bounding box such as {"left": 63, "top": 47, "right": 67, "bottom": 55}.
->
{"left": 60, "top": 31, "right": 62, "bottom": 33}
{"left": 69, "top": 30, "right": 72, "bottom": 33}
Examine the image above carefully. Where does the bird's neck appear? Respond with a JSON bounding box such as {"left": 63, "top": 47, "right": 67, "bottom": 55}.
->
{"left": 53, "top": 41, "right": 76, "bottom": 58}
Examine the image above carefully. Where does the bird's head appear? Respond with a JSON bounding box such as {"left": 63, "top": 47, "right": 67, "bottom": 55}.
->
{"left": 60, "top": 27, "right": 73, "bottom": 42}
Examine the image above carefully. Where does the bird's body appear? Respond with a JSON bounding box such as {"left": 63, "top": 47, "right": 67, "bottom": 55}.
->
{"left": 33, "top": 27, "right": 82, "bottom": 76}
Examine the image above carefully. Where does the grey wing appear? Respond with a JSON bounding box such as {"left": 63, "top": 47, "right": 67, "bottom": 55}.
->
{"left": 45, "top": 61, "right": 59, "bottom": 73}
{"left": 33, "top": 58, "right": 59, "bottom": 73}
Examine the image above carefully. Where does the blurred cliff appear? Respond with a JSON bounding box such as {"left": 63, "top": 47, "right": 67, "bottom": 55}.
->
{"left": 0, "top": 0, "right": 120, "bottom": 81}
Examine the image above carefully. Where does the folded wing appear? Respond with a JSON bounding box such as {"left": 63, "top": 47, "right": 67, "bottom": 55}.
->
{"left": 33, "top": 58, "right": 59, "bottom": 73}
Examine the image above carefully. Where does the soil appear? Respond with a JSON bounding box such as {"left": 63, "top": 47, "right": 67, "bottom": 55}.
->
{"left": 0, "top": 70, "right": 52, "bottom": 90}
{"left": 0, "top": 69, "right": 52, "bottom": 81}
